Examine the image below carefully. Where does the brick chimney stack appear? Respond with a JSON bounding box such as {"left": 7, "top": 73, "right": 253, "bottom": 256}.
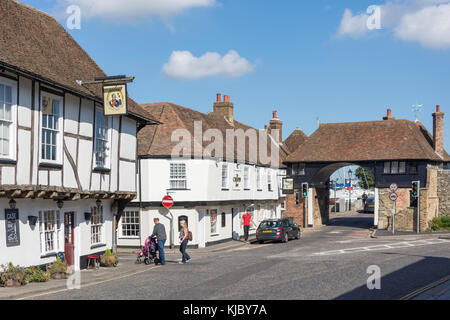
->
{"left": 213, "top": 93, "right": 234, "bottom": 124}
{"left": 433, "top": 105, "right": 445, "bottom": 157}
{"left": 383, "top": 109, "right": 395, "bottom": 121}
{"left": 269, "top": 110, "right": 283, "bottom": 143}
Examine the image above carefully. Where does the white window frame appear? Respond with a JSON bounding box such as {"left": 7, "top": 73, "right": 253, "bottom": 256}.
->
{"left": 244, "top": 166, "right": 250, "bottom": 190}
{"left": 119, "top": 210, "right": 140, "bottom": 239}
{"left": 170, "top": 162, "right": 187, "bottom": 190}
{"left": 91, "top": 205, "right": 104, "bottom": 245}
{"left": 38, "top": 210, "right": 61, "bottom": 255}
{"left": 93, "top": 106, "right": 112, "bottom": 170}
{"left": 209, "top": 209, "right": 218, "bottom": 235}
{"left": 0, "top": 78, "right": 17, "bottom": 161}
{"left": 256, "top": 167, "right": 262, "bottom": 190}
{"left": 222, "top": 163, "right": 229, "bottom": 189}
{"left": 40, "top": 92, "right": 63, "bottom": 165}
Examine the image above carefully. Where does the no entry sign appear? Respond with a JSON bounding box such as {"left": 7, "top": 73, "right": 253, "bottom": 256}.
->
{"left": 162, "top": 195, "right": 174, "bottom": 208}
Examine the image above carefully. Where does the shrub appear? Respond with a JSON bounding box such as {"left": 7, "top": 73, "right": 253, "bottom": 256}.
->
{"left": 47, "top": 257, "right": 68, "bottom": 279}
{"left": 100, "top": 249, "right": 118, "bottom": 267}
{"left": 24, "top": 267, "right": 50, "bottom": 283}
{"left": 0, "top": 262, "right": 26, "bottom": 287}
{"left": 430, "top": 216, "right": 450, "bottom": 231}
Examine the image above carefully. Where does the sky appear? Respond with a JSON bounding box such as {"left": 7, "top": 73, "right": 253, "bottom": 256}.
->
{"left": 21, "top": 0, "right": 450, "bottom": 153}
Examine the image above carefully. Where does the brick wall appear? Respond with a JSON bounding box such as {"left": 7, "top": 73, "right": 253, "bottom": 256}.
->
{"left": 284, "top": 190, "right": 306, "bottom": 227}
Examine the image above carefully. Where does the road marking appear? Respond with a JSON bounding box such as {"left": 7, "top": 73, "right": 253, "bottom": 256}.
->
{"left": 400, "top": 275, "right": 450, "bottom": 300}
{"left": 312, "top": 239, "right": 450, "bottom": 256}
{"left": 16, "top": 265, "right": 161, "bottom": 300}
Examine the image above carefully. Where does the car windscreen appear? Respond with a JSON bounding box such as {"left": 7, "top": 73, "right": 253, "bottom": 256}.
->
{"left": 259, "top": 221, "right": 280, "bottom": 229}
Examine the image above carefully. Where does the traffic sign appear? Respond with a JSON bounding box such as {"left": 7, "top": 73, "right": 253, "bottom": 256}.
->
{"left": 389, "top": 193, "right": 398, "bottom": 202}
{"left": 389, "top": 183, "right": 399, "bottom": 193}
{"left": 162, "top": 195, "right": 174, "bottom": 208}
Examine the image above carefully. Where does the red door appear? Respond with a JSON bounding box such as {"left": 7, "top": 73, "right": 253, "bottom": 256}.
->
{"left": 64, "top": 212, "right": 75, "bottom": 267}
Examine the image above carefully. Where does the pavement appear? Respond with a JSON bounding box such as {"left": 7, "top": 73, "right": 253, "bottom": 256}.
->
{"left": 2, "top": 211, "right": 449, "bottom": 300}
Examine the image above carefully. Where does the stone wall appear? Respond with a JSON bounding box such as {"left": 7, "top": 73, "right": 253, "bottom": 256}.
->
{"left": 313, "top": 187, "right": 329, "bottom": 226}
{"left": 437, "top": 170, "right": 450, "bottom": 216}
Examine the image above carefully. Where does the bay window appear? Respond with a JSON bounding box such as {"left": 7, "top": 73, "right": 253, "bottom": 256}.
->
{"left": 0, "top": 80, "right": 16, "bottom": 159}
{"left": 94, "top": 107, "right": 111, "bottom": 169}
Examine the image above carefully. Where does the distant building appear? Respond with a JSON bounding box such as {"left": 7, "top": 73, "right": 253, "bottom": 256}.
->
{"left": 119, "top": 95, "right": 289, "bottom": 248}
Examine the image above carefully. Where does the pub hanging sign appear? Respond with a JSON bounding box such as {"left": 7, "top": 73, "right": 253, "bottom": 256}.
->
{"left": 103, "top": 83, "right": 128, "bottom": 116}
{"left": 5, "top": 209, "right": 20, "bottom": 247}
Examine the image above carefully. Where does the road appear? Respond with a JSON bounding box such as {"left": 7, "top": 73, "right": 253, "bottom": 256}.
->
{"left": 24, "top": 212, "right": 450, "bottom": 300}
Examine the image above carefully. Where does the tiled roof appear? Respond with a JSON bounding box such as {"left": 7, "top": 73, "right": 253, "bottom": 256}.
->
{"left": 0, "top": 0, "right": 155, "bottom": 123}
{"left": 138, "top": 102, "right": 288, "bottom": 167}
{"left": 283, "top": 129, "right": 308, "bottom": 154}
{"left": 285, "top": 119, "right": 449, "bottom": 163}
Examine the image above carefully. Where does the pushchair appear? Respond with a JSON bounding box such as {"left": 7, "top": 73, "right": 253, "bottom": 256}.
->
{"left": 136, "top": 236, "right": 159, "bottom": 265}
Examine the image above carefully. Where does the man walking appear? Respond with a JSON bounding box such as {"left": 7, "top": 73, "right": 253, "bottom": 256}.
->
{"left": 151, "top": 218, "right": 166, "bottom": 265}
{"left": 241, "top": 210, "right": 257, "bottom": 243}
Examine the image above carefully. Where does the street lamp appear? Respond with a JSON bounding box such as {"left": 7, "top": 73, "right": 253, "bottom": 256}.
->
{"left": 348, "top": 169, "right": 353, "bottom": 211}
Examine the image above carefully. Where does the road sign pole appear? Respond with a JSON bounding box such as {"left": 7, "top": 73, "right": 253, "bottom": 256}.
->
{"left": 392, "top": 201, "right": 396, "bottom": 235}
{"left": 417, "top": 181, "right": 421, "bottom": 234}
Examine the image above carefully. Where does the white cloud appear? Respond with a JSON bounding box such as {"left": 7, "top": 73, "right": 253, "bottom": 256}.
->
{"left": 336, "top": 0, "right": 450, "bottom": 49}
{"left": 395, "top": 3, "right": 450, "bottom": 48}
{"left": 60, "top": 0, "right": 216, "bottom": 20}
{"left": 337, "top": 9, "right": 370, "bottom": 38}
{"left": 162, "top": 50, "right": 255, "bottom": 80}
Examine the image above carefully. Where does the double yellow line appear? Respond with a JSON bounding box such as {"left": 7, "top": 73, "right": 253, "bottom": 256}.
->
{"left": 17, "top": 265, "right": 161, "bottom": 300}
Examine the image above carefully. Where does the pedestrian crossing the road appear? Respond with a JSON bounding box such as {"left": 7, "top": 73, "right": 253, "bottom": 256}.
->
{"left": 312, "top": 238, "right": 450, "bottom": 256}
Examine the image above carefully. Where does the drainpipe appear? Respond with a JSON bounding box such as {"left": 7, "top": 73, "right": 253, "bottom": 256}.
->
{"left": 138, "top": 157, "right": 143, "bottom": 249}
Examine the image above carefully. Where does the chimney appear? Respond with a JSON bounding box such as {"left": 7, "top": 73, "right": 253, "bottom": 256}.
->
{"left": 433, "top": 105, "right": 445, "bottom": 157}
{"left": 383, "top": 109, "right": 395, "bottom": 121}
{"left": 269, "top": 110, "right": 283, "bottom": 143}
{"left": 213, "top": 93, "right": 234, "bottom": 124}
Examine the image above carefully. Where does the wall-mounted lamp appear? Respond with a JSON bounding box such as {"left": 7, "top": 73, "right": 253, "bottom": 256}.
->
{"left": 28, "top": 216, "right": 38, "bottom": 226}
{"left": 9, "top": 199, "right": 16, "bottom": 209}
{"left": 84, "top": 212, "right": 92, "bottom": 221}
{"left": 57, "top": 200, "right": 64, "bottom": 209}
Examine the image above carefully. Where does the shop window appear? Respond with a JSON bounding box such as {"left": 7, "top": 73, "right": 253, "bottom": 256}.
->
{"left": 39, "top": 210, "right": 61, "bottom": 255}
{"left": 91, "top": 205, "right": 103, "bottom": 245}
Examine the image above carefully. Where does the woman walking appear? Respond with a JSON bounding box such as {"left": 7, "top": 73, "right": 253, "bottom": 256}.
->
{"left": 179, "top": 220, "right": 191, "bottom": 264}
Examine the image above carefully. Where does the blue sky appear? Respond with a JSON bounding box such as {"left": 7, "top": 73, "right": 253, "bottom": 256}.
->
{"left": 22, "top": 0, "right": 450, "bottom": 152}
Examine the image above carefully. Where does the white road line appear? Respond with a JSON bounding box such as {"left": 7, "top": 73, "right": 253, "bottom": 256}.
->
{"left": 312, "top": 239, "right": 450, "bottom": 256}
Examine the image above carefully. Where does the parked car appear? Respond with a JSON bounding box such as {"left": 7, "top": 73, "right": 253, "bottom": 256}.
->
{"left": 256, "top": 218, "right": 301, "bottom": 244}
{"left": 364, "top": 197, "right": 375, "bottom": 213}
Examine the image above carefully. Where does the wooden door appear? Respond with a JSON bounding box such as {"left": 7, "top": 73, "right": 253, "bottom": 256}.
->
{"left": 64, "top": 212, "right": 75, "bottom": 267}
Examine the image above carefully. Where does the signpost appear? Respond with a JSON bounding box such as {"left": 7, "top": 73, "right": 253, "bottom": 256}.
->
{"left": 162, "top": 195, "right": 175, "bottom": 248}
{"left": 389, "top": 183, "right": 398, "bottom": 235}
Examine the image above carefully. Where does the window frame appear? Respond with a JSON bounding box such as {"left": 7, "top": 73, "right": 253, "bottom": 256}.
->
{"left": 256, "top": 167, "right": 262, "bottom": 191}
{"left": 267, "top": 170, "right": 273, "bottom": 192}
{"left": 383, "top": 161, "right": 407, "bottom": 175}
{"left": 169, "top": 162, "right": 187, "bottom": 190}
{"left": 209, "top": 209, "right": 218, "bottom": 235}
{"left": 244, "top": 166, "right": 250, "bottom": 190}
{"left": 221, "top": 212, "right": 226, "bottom": 228}
{"left": 292, "top": 163, "right": 306, "bottom": 176}
{"left": 38, "top": 210, "right": 62, "bottom": 256}
{"left": 0, "top": 77, "right": 17, "bottom": 161}
{"left": 39, "top": 91, "right": 63, "bottom": 165}
{"left": 93, "top": 106, "right": 112, "bottom": 170}
{"left": 119, "top": 210, "right": 140, "bottom": 239}
{"left": 90, "top": 205, "right": 104, "bottom": 245}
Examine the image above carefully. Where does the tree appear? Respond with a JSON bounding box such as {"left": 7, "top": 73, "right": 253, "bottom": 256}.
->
{"left": 355, "top": 167, "right": 375, "bottom": 190}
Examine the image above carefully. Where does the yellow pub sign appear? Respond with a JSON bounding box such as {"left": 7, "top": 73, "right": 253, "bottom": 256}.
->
{"left": 103, "top": 84, "right": 128, "bottom": 116}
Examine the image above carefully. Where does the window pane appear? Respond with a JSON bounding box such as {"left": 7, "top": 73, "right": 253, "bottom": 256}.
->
{"left": 0, "top": 84, "right": 4, "bottom": 101}
{"left": 384, "top": 162, "right": 390, "bottom": 174}
{"left": 390, "top": 161, "right": 398, "bottom": 174}
{"left": 5, "top": 85, "right": 11, "bottom": 103}
{"left": 399, "top": 162, "right": 406, "bottom": 174}
{"left": 4, "top": 103, "right": 11, "bottom": 121}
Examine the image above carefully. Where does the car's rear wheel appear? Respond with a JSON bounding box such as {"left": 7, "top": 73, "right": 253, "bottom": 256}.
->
{"left": 295, "top": 231, "right": 300, "bottom": 240}
{"left": 283, "top": 232, "right": 289, "bottom": 243}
